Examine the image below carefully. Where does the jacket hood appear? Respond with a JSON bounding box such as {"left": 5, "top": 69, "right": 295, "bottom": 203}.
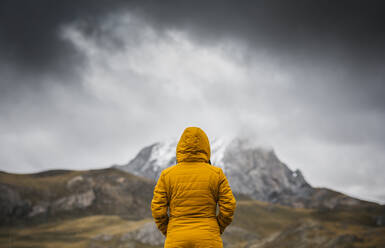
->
{"left": 176, "top": 127, "right": 211, "bottom": 163}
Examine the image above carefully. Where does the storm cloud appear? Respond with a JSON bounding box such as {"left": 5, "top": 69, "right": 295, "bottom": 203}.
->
{"left": 1, "top": 0, "right": 385, "bottom": 203}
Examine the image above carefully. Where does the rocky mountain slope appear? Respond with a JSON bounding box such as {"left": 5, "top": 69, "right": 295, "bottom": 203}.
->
{"left": 115, "top": 137, "right": 372, "bottom": 209}
{"left": 0, "top": 168, "right": 154, "bottom": 224}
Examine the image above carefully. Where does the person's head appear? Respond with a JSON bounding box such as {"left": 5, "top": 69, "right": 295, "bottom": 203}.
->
{"left": 176, "top": 127, "right": 211, "bottom": 164}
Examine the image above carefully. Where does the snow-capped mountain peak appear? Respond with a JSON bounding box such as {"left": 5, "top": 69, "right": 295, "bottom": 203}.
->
{"left": 148, "top": 139, "right": 177, "bottom": 171}
{"left": 116, "top": 136, "right": 313, "bottom": 207}
{"left": 209, "top": 137, "right": 232, "bottom": 170}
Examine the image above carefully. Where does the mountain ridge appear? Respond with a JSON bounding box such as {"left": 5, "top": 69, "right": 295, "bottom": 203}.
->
{"left": 0, "top": 168, "right": 154, "bottom": 224}
{"left": 115, "top": 137, "right": 377, "bottom": 209}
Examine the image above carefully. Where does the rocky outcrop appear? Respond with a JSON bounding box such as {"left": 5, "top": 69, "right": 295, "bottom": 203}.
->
{"left": 0, "top": 184, "right": 31, "bottom": 222}
{"left": 28, "top": 202, "right": 49, "bottom": 217}
{"left": 52, "top": 190, "right": 95, "bottom": 211}
{"left": 221, "top": 139, "right": 313, "bottom": 206}
{"left": 0, "top": 169, "right": 155, "bottom": 223}
{"left": 375, "top": 215, "right": 385, "bottom": 226}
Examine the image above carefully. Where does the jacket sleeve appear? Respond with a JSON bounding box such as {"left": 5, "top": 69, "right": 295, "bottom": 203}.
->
{"left": 216, "top": 168, "right": 236, "bottom": 234}
{"left": 151, "top": 171, "right": 169, "bottom": 236}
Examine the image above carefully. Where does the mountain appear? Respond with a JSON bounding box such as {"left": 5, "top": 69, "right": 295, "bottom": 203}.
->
{"left": 115, "top": 137, "right": 374, "bottom": 209}
{"left": 0, "top": 168, "right": 154, "bottom": 224}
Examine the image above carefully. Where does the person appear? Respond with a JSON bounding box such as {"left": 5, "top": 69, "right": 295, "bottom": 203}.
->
{"left": 151, "top": 127, "right": 236, "bottom": 248}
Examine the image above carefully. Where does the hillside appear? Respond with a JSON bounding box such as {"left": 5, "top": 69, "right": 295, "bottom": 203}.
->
{"left": 0, "top": 168, "right": 154, "bottom": 224}
{"left": 1, "top": 198, "right": 384, "bottom": 248}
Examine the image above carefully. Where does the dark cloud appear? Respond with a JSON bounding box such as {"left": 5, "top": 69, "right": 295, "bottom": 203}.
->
{"left": 133, "top": 0, "right": 385, "bottom": 109}
{"left": 136, "top": 1, "right": 385, "bottom": 56}
{"left": 2, "top": 0, "right": 385, "bottom": 74}
{"left": 4, "top": 0, "right": 384, "bottom": 115}
{"left": 0, "top": 0, "right": 135, "bottom": 83}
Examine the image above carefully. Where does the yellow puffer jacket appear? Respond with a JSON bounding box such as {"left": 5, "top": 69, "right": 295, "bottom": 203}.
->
{"left": 151, "top": 127, "right": 236, "bottom": 248}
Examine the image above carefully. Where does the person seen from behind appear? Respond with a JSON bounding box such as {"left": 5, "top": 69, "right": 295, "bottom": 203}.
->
{"left": 151, "top": 127, "right": 236, "bottom": 247}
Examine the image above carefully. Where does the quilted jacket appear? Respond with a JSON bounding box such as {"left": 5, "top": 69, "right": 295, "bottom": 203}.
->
{"left": 151, "top": 127, "right": 236, "bottom": 247}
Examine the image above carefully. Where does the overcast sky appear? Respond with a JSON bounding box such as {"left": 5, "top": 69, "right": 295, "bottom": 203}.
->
{"left": 1, "top": 0, "right": 384, "bottom": 204}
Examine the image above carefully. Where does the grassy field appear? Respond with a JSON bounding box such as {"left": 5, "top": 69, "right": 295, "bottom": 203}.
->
{"left": 233, "top": 201, "right": 385, "bottom": 248}
{"left": 1, "top": 215, "right": 156, "bottom": 248}
{"left": 1, "top": 200, "right": 384, "bottom": 248}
